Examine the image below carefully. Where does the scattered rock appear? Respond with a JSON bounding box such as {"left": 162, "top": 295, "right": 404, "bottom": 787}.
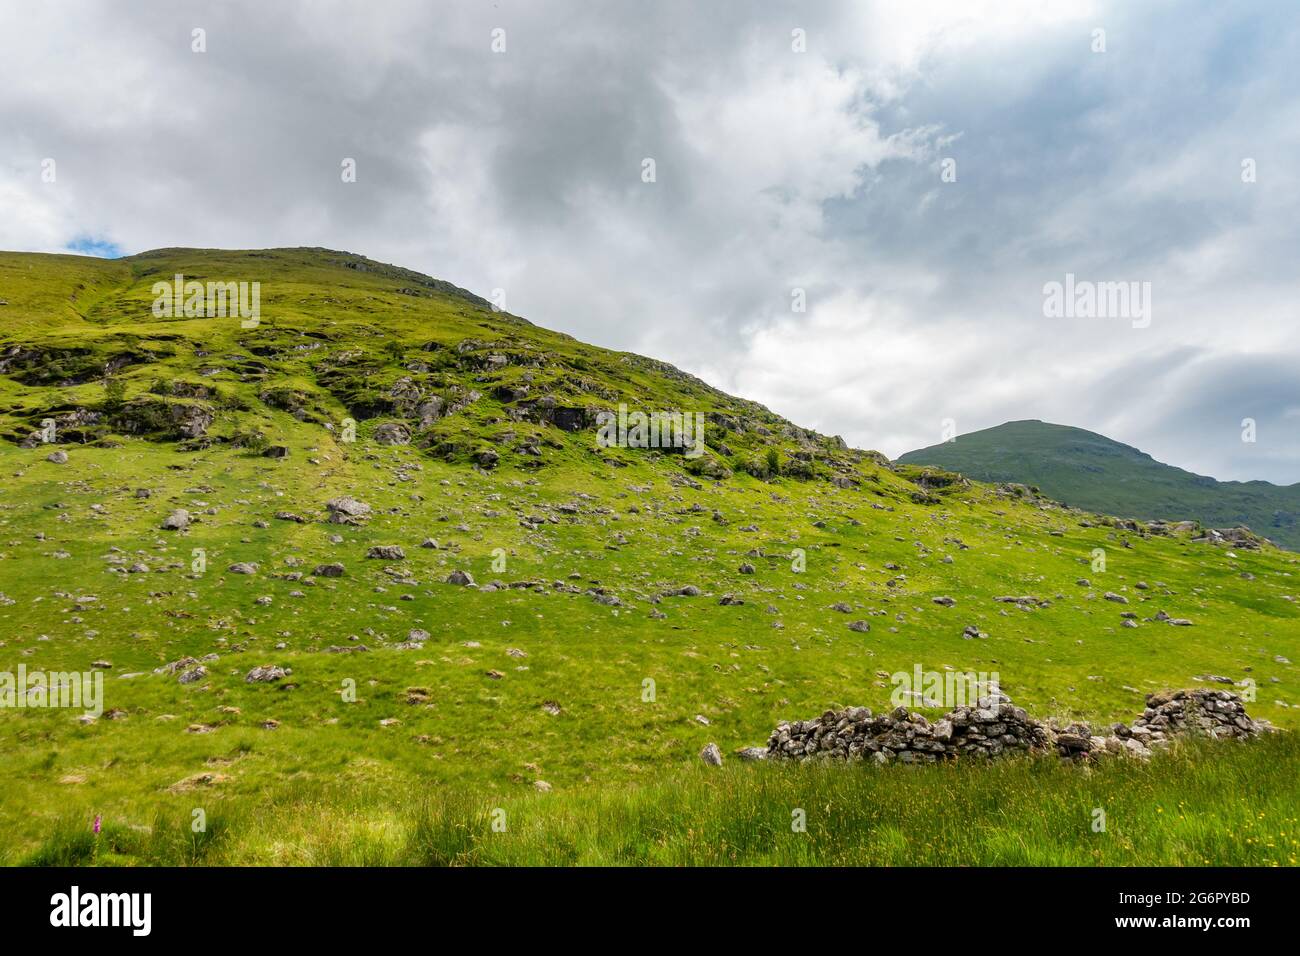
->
{"left": 326, "top": 496, "right": 371, "bottom": 524}
{"left": 245, "top": 665, "right": 289, "bottom": 683}
{"left": 166, "top": 772, "right": 230, "bottom": 794}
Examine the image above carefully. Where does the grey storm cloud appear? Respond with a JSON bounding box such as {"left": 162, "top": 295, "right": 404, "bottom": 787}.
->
{"left": 2, "top": 0, "right": 1298, "bottom": 481}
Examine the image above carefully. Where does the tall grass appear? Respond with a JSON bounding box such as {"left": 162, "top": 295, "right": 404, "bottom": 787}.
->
{"left": 15, "top": 735, "right": 1299, "bottom": 867}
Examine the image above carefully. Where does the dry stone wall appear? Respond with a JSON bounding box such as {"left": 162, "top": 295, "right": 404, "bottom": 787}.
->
{"left": 755, "top": 689, "right": 1270, "bottom": 765}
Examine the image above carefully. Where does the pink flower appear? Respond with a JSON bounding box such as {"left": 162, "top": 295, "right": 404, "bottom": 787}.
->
{"left": 93, "top": 815, "right": 101, "bottom": 835}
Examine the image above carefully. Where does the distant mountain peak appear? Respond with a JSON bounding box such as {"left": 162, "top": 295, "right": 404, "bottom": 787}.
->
{"left": 898, "top": 420, "right": 1300, "bottom": 550}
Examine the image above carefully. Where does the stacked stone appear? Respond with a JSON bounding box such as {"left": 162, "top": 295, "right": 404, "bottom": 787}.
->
{"left": 767, "top": 689, "right": 1269, "bottom": 765}
{"left": 765, "top": 693, "right": 1052, "bottom": 765}
{"left": 1056, "top": 689, "right": 1270, "bottom": 761}
{"left": 1133, "top": 689, "right": 1263, "bottom": 739}
{"left": 946, "top": 694, "right": 1054, "bottom": 758}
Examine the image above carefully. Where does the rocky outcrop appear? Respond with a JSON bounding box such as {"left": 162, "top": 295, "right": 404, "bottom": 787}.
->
{"left": 111, "top": 398, "right": 214, "bottom": 439}
{"left": 517, "top": 397, "right": 598, "bottom": 432}
{"left": 1191, "top": 527, "right": 1268, "bottom": 550}
{"left": 764, "top": 689, "right": 1270, "bottom": 765}
{"left": 17, "top": 406, "right": 103, "bottom": 446}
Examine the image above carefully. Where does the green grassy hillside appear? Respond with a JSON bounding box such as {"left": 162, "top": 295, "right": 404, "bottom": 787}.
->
{"left": 898, "top": 420, "right": 1300, "bottom": 550}
{"left": 1, "top": 249, "right": 1297, "bottom": 866}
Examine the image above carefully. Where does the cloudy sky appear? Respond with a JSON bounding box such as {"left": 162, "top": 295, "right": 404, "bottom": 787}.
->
{"left": 3, "top": 0, "right": 1299, "bottom": 482}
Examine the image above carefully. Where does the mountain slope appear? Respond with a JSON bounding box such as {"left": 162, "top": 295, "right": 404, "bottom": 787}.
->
{"left": 1, "top": 250, "right": 1297, "bottom": 863}
{"left": 0, "top": 247, "right": 856, "bottom": 479}
{"left": 898, "top": 420, "right": 1300, "bottom": 550}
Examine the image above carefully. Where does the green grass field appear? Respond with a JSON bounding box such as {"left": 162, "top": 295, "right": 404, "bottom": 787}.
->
{"left": 2, "top": 248, "right": 1297, "bottom": 866}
